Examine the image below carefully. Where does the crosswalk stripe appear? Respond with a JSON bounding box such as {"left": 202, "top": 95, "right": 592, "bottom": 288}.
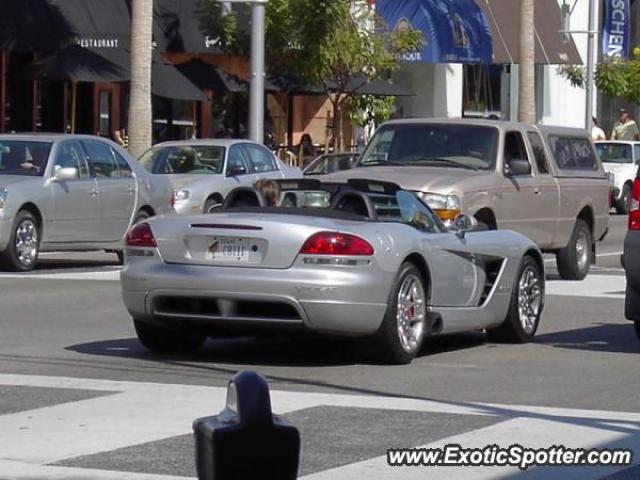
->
{"left": 0, "top": 374, "right": 638, "bottom": 480}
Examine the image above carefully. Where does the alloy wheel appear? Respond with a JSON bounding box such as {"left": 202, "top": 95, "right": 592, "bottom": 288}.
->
{"left": 15, "top": 219, "right": 38, "bottom": 267}
{"left": 517, "top": 265, "right": 542, "bottom": 334}
{"left": 396, "top": 274, "right": 426, "bottom": 354}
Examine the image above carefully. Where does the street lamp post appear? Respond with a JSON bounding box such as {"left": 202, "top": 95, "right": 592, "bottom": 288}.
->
{"left": 222, "top": 0, "right": 267, "bottom": 143}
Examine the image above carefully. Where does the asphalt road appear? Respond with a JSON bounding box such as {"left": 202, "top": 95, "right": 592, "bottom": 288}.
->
{"left": 0, "top": 213, "right": 638, "bottom": 480}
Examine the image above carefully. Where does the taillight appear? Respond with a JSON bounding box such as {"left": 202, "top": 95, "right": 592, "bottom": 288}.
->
{"left": 125, "top": 222, "right": 156, "bottom": 247}
{"left": 300, "top": 231, "right": 374, "bottom": 256}
{"left": 629, "top": 178, "right": 640, "bottom": 230}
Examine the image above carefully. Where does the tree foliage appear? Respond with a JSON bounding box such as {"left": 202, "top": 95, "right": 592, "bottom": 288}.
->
{"left": 558, "top": 47, "right": 640, "bottom": 105}
{"left": 196, "top": 0, "right": 423, "bottom": 149}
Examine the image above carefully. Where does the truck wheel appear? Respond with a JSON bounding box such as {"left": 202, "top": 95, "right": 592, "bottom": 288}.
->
{"left": 487, "top": 255, "right": 543, "bottom": 343}
{"left": 134, "top": 319, "right": 206, "bottom": 353}
{"left": 616, "top": 183, "right": 632, "bottom": 214}
{"left": 375, "top": 263, "right": 428, "bottom": 364}
{"left": 0, "top": 210, "right": 40, "bottom": 272}
{"left": 556, "top": 218, "right": 592, "bottom": 280}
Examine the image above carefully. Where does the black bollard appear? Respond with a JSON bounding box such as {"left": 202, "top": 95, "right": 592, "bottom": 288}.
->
{"left": 193, "top": 371, "right": 300, "bottom": 480}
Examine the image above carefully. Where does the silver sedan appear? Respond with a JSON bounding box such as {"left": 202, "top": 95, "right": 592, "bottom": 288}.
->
{"left": 138, "top": 139, "right": 302, "bottom": 214}
{"left": 0, "top": 134, "right": 173, "bottom": 271}
{"left": 121, "top": 179, "right": 545, "bottom": 364}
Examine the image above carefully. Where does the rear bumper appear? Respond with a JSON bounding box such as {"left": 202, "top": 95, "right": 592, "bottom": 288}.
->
{"left": 121, "top": 258, "right": 391, "bottom": 336}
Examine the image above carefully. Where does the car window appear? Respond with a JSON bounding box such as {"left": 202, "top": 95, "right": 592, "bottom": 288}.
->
{"left": 84, "top": 141, "right": 118, "bottom": 178}
{"left": 53, "top": 141, "right": 90, "bottom": 179}
{"left": 227, "top": 145, "right": 250, "bottom": 175}
{"left": 595, "top": 143, "right": 633, "bottom": 164}
{"left": 139, "top": 146, "right": 225, "bottom": 175}
{"left": 369, "top": 190, "right": 443, "bottom": 233}
{"left": 527, "top": 132, "right": 550, "bottom": 174}
{"left": 548, "top": 135, "right": 598, "bottom": 171}
{"left": 244, "top": 144, "right": 277, "bottom": 173}
{"left": 634, "top": 145, "right": 640, "bottom": 165}
{"left": 111, "top": 148, "right": 133, "bottom": 178}
{"left": 0, "top": 141, "right": 50, "bottom": 177}
{"left": 504, "top": 132, "right": 530, "bottom": 167}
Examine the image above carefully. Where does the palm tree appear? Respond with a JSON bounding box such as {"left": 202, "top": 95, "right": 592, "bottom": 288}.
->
{"left": 518, "top": 0, "right": 535, "bottom": 123}
{"left": 128, "top": 0, "right": 154, "bottom": 158}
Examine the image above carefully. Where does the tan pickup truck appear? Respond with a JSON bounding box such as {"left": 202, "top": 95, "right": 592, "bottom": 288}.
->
{"left": 325, "top": 119, "right": 609, "bottom": 280}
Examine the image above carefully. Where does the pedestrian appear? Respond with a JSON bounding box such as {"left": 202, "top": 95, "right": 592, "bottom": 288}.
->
{"left": 611, "top": 108, "right": 640, "bottom": 140}
{"left": 297, "top": 133, "right": 317, "bottom": 168}
{"left": 592, "top": 117, "right": 606, "bottom": 141}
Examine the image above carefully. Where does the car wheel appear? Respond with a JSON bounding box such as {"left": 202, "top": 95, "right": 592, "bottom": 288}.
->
{"left": 487, "top": 255, "right": 544, "bottom": 343}
{"left": 204, "top": 197, "right": 222, "bottom": 213}
{"left": 616, "top": 183, "right": 632, "bottom": 215}
{"left": 556, "top": 218, "right": 592, "bottom": 280}
{"left": 0, "top": 210, "right": 40, "bottom": 272}
{"left": 375, "top": 263, "right": 428, "bottom": 364}
{"left": 134, "top": 319, "right": 207, "bottom": 353}
{"left": 133, "top": 210, "right": 150, "bottom": 224}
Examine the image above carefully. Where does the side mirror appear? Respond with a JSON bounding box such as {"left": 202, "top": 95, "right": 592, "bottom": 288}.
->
{"left": 504, "top": 159, "right": 532, "bottom": 176}
{"left": 52, "top": 167, "right": 78, "bottom": 182}
{"left": 452, "top": 214, "right": 478, "bottom": 239}
{"left": 227, "top": 165, "right": 247, "bottom": 177}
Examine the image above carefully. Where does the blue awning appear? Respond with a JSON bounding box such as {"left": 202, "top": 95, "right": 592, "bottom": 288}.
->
{"left": 376, "top": 0, "right": 493, "bottom": 64}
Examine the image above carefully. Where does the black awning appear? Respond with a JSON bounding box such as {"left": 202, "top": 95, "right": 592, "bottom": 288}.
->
{"left": 0, "top": 0, "right": 131, "bottom": 52}
{"left": 476, "top": 0, "right": 582, "bottom": 64}
{"left": 175, "top": 59, "right": 246, "bottom": 94}
{"left": 26, "top": 44, "right": 128, "bottom": 82}
{"left": 152, "top": 52, "right": 205, "bottom": 101}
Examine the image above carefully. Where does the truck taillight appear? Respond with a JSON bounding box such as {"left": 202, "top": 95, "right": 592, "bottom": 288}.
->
{"left": 629, "top": 178, "right": 640, "bottom": 230}
{"left": 125, "top": 222, "right": 157, "bottom": 247}
{"left": 300, "top": 231, "right": 374, "bottom": 256}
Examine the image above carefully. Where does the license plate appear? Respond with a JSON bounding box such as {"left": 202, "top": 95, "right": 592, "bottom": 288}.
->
{"left": 205, "top": 237, "right": 251, "bottom": 262}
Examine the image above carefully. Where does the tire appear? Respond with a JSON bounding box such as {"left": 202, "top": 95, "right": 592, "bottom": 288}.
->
{"left": 0, "top": 210, "right": 40, "bottom": 272}
{"left": 204, "top": 197, "right": 222, "bottom": 213}
{"left": 556, "top": 218, "right": 592, "bottom": 280}
{"left": 134, "top": 319, "right": 207, "bottom": 353}
{"left": 616, "top": 183, "right": 632, "bottom": 215}
{"left": 375, "top": 263, "right": 428, "bottom": 364}
{"left": 133, "top": 210, "right": 150, "bottom": 224}
{"left": 635, "top": 319, "right": 640, "bottom": 342}
{"left": 487, "top": 255, "right": 544, "bottom": 343}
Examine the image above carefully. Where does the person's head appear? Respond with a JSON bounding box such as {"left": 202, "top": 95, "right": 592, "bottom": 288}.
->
{"left": 619, "top": 108, "right": 630, "bottom": 123}
{"left": 301, "top": 133, "right": 313, "bottom": 146}
{"left": 254, "top": 179, "right": 281, "bottom": 207}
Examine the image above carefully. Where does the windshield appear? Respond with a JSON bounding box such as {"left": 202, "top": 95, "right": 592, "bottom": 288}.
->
{"left": 0, "top": 141, "right": 51, "bottom": 176}
{"left": 596, "top": 143, "right": 633, "bottom": 164}
{"left": 140, "top": 145, "right": 226, "bottom": 174}
{"left": 358, "top": 123, "right": 498, "bottom": 170}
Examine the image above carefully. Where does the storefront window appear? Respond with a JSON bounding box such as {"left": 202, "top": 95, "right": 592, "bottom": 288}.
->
{"left": 462, "top": 64, "right": 502, "bottom": 119}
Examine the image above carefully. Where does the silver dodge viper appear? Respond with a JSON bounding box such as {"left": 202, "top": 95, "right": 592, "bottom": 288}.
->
{"left": 121, "top": 179, "right": 545, "bottom": 364}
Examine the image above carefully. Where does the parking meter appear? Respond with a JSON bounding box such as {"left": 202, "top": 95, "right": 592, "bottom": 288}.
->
{"left": 193, "top": 371, "right": 300, "bottom": 480}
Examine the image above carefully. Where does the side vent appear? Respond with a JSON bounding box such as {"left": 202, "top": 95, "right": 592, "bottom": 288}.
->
{"left": 478, "top": 259, "right": 505, "bottom": 306}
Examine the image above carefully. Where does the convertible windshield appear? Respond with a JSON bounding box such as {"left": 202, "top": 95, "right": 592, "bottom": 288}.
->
{"left": 140, "top": 145, "right": 225, "bottom": 174}
{"left": 0, "top": 141, "right": 51, "bottom": 176}
{"left": 359, "top": 123, "right": 498, "bottom": 170}
{"left": 596, "top": 143, "right": 634, "bottom": 164}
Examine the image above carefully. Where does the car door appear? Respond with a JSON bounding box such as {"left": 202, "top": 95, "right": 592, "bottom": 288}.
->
{"left": 494, "top": 130, "right": 547, "bottom": 244}
{"left": 243, "top": 143, "right": 284, "bottom": 180}
{"left": 393, "top": 191, "right": 481, "bottom": 308}
{"left": 83, "top": 140, "right": 136, "bottom": 241}
{"left": 224, "top": 144, "right": 257, "bottom": 192}
{"left": 49, "top": 140, "right": 99, "bottom": 242}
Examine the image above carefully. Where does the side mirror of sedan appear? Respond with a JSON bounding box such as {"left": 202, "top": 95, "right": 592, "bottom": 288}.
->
{"left": 504, "top": 159, "right": 532, "bottom": 177}
{"left": 52, "top": 167, "right": 78, "bottom": 182}
{"left": 452, "top": 214, "right": 479, "bottom": 239}
{"left": 227, "top": 165, "right": 247, "bottom": 177}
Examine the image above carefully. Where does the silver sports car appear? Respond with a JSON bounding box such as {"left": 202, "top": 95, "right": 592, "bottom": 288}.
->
{"left": 121, "top": 179, "right": 545, "bottom": 364}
